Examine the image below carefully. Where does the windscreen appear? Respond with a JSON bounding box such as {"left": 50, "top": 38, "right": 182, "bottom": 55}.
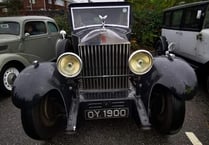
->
{"left": 0, "top": 22, "right": 20, "bottom": 35}
{"left": 71, "top": 5, "right": 130, "bottom": 30}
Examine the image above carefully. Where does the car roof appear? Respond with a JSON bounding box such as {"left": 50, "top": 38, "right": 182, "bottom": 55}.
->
{"left": 0, "top": 16, "right": 55, "bottom": 23}
{"left": 164, "top": 1, "right": 209, "bottom": 12}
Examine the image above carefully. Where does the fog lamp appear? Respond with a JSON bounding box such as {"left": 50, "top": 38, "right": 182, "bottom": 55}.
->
{"left": 57, "top": 52, "right": 82, "bottom": 78}
{"left": 128, "top": 50, "right": 153, "bottom": 75}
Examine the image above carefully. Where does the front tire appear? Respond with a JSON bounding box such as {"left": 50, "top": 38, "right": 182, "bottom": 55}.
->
{"left": 56, "top": 39, "right": 72, "bottom": 58}
{"left": 21, "top": 92, "right": 67, "bottom": 140}
{"left": 150, "top": 86, "right": 185, "bottom": 134}
{"left": 155, "top": 40, "right": 166, "bottom": 56}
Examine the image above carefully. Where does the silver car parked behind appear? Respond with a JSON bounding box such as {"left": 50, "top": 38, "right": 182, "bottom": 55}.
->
{"left": 0, "top": 16, "right": 60, "bottom": 96}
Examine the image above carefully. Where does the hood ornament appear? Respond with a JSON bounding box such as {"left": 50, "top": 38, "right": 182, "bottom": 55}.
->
{"left": 99, "top": 15, "right": 108, "bottom": 28}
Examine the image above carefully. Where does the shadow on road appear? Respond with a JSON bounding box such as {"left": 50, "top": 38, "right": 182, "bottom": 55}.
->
{"left": 0, "top": 94, "right": 10, "bottom": 102}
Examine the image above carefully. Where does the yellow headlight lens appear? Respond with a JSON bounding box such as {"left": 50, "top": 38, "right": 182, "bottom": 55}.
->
{"left": 57, "top": 52, "right": 82, "bottom": 78}
{"left": 128, "top": 50, "right": 153, "bottom": 75}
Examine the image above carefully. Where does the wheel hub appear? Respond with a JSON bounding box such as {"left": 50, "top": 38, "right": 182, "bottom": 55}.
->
{"left": 3, "top": 67, "right": 19, "bottom": 91}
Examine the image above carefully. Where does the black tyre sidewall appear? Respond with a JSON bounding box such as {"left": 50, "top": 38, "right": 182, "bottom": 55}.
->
{"left": 155, "top": 40, "right": 164, "bottom": 56}
{"left": 21, "top": 95, "right": 67, "bottom": 140}
{"left": 56, "top": 39, "right": 71, "bottom": 58}
{"left": 21, "top": 108, "right": 41, "bottom": 140}
{"left": 150, "top": 89, "right": 185, "bottom": 134}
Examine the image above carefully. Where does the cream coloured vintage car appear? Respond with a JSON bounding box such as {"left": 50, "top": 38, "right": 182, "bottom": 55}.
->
{"left": 0, "top": 16, "right": 60, "bottom": 96}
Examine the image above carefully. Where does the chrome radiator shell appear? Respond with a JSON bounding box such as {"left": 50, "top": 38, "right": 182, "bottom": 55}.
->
{"left": 78, "top": 43, "right": 130, "bottom": 90}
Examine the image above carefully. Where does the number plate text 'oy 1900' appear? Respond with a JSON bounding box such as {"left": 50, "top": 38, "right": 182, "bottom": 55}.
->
{"left": 85, "top": 108, "right": 129, "bottom": 120}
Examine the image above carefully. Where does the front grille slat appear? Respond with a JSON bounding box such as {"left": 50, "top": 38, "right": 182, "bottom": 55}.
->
{"left": 86, "top": 46, "right": 91, "bottom": 89}
{"left": 78, "top": 43, "right": 130, "bottom": 90}
{"left": 102, "top": 45, "right": 106, "bottom": 89}
{"left": 82, "top": 90, "right": 128, "bottom": 100}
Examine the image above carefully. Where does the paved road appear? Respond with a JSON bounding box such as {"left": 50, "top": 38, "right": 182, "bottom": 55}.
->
{"left": 0, "top": 87, "right": 209, "bottom": 145}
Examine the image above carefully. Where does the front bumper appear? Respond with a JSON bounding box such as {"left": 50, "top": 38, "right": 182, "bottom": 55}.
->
{"left": 65, "top": 86, "right": 151, "bottom": 133}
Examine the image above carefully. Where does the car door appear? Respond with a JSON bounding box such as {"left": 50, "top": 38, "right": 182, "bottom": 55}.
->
{"left": 162, "top": 10, "right": 183, "bottom": 53}
{"left": 22, "top": 20, "right": 55, "bottom": 62}
{"left": 195, "top": 5, "right": 209, "bottom": 64}
{"left": 47, "top": 21, "right": 60, "bottom": 56}
{"left": 178, "top": 5, "right": 206, "bottom": 61}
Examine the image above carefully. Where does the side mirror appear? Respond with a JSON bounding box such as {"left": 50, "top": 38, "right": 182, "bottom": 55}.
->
{"left": 60, "top": 30, "right": 66, "bottom": 39}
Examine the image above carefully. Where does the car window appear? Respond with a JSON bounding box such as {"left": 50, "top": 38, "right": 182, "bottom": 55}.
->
{"left": 0, "top": 22, "right": 20, "bottom": 35}
{"left": 163, "top": 12, "right": 171, "bottom": 27}
{"left": 25, "top": 21, "right": 47, "bottom": 35}
{"left": 203, "top": 5, "right": 209, "bottom": 29}
{"left": 47, "top": 22, "right": 58, "bottom": 33}
{"left": 171, "top": 10, "right": 183, "bottom": 28}
{"left": 182, "top": 6, "right": 204, "bottom": 31}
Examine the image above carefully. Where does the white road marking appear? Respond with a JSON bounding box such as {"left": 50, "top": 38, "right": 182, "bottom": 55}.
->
{"left": 185, "top": 132, "right": 203, "bottom": 145}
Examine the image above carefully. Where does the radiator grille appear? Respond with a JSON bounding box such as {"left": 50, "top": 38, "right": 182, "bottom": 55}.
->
{"left": 81, "top": 90, "right": 128, "bottom": 100}
{"left": 78, "top": 43, "right": 130, "bottom": 90}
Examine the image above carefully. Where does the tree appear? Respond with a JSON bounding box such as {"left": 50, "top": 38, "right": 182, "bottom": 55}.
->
{"left": 128, "top": 0, "right": 202, "bottom": 47}
{"left": 6, "top": 0, "right": 23, "bottom": 15}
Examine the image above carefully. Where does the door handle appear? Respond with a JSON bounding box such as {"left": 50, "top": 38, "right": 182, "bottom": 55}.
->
{"left": 176, "top": 32, "right": 183, "bottom": 35}
{"left": 196, "top": 33, "right": 202, "bottom": 41}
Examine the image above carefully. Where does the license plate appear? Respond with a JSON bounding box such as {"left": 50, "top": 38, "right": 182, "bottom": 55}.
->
{"left": 85, "top": 108, "right": 129, "bottom": 120}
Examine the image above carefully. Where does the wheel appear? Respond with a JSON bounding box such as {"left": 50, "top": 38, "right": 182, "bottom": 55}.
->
{"left": 155, "top": 40, "right": 165, "bottom": 56}
{"left": 56, "top": 39, "right": 71, "bottom": 58}
{"left": 0, "top": 64, "right": 23, "bottom": 96}
{"left": 150, "top": 87, "right": 185, "bottom": 134}
{"left": 21, "top": 92, "right": 67, "bottom": 140}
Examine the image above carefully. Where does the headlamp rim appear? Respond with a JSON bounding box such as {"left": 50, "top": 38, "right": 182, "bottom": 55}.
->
{"left": 128, "top": 49, "right": 153, "bottom": 75}
{"left": 56, "top": 52, "right": 83, "bottom": 78}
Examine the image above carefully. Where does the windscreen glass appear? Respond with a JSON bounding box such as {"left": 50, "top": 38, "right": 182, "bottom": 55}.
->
{"left": 0, "top": 22, "right": 20, "bottom": 35}
{"left": 71, "top": 5, "right": 130, "bottom": 30}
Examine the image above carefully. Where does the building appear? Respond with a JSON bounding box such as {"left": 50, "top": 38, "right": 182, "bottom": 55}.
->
{"left": 23, "top": 0, "right": 69, "bottom": 11}
{"left": 0, "top": 0, "right": 7, "bottom": 13}
{"left": 0, "top": 0, "right": 70, "bottom": 16}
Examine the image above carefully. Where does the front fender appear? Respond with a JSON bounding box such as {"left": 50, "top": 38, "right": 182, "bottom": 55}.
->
{"left": 0, "top": 53, "right": 30, "bottom": 71}
{"left": 150, "top": 56, "right": 197, "bottom": 100}
{"left": 12, "top": 62, "right": 71, "bottom": 110}
{"left": 138, "top": 56, "right": 197, "bottom": 110}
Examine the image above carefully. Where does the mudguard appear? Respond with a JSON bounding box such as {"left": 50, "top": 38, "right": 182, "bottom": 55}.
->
{"left": 0, "top": 53, "right": 30, "bottom": 71}
{"left": 139, "top": 56, "right": 197, "bottom": 108}
{"left": 12, "top": 62, "right": 71, "bottom": 111}
{"left": 153, "top": 56, "right": 197, "bottom": 99}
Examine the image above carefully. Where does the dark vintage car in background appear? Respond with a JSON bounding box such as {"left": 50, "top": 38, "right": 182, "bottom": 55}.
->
{"left": 12, "top": 0, "right": 197, "bottom": 140}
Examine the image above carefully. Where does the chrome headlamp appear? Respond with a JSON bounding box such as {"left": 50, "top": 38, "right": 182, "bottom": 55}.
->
{"left": 57, "top": 52, "right": 82, "bottom": 78}
{"left": 128, "top": 50, "right": 153, "bottom": 75}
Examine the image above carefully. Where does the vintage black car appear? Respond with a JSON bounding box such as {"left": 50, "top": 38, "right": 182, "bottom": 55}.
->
{"left": 12, "top": 1, "right": 197, "bottom": 140}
